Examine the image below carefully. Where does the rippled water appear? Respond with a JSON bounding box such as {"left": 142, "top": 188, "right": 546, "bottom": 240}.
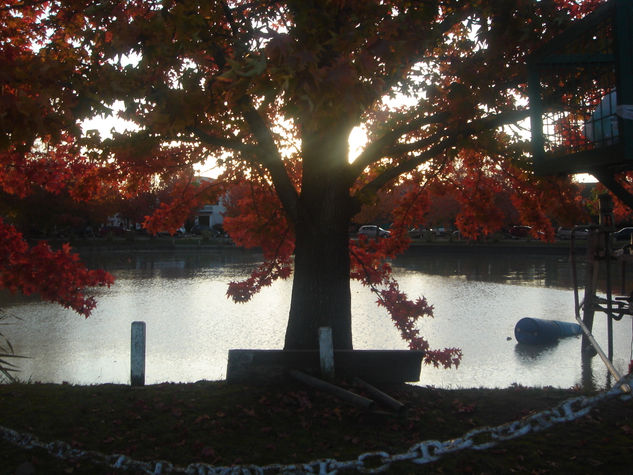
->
{"left": 1, "top": 247, "right": 631, "bottom": 389}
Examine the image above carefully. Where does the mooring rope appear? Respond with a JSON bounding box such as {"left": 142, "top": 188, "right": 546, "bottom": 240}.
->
{"left": 2, "top": 375, "right": 632, "bottom": 474}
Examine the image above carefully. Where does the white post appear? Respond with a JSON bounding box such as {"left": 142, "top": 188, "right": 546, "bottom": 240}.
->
{"left": 319, "top": 327, "right": 335, "bottom": 380}
{"left": 131, "top": 321, "right": 146, "bottom": 386}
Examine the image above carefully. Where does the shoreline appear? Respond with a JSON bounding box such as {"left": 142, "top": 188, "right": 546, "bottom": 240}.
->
{"left": 42, "top": 235, "right": 586, "bottom": 255}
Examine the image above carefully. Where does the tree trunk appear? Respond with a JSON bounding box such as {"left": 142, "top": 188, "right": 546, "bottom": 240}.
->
{"left": 283, "top": 125, "right": 355, "bottom": 350}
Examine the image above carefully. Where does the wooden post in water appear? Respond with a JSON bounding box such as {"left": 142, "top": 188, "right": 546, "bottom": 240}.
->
{"left": 131, "top": 321, "right": 146, "bottom": 386}
{"left": 599, "top": 194, "right": 615, "bottom": 362}
{"left": 319, "top": 327, "right": 335, "bottom": 380}
{"left": 581, "top": 194, "right": 615, "bottom": 357}
{"left": 581, "top": 233, "right": 599, "bottom": 355}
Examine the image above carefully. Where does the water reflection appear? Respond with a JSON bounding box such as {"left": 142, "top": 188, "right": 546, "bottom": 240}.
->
{"left": 1, "top": 248, "right": 631, "bottom": 389}
{"left": 394, "top": 246, "right": 633, "bottom": 293}
{"left": 514, "top": 342, "right": 560, "bottom": 361}
{"left": 393, "top": 248, "right": 576, "bottom": 288}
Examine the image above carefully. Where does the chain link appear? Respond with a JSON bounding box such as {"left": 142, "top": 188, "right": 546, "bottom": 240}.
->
{"left": 2, "top": 375, "right": 632, "bottom": 474}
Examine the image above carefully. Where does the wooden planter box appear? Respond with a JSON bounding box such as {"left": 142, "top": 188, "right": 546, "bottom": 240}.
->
{"left": 226, "top": 349, "right": 424, "bottom": 384}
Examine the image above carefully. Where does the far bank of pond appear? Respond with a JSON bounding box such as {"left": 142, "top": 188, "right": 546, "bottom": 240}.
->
{"left": 49, "top": 235, "right": 585, "bottom": 257}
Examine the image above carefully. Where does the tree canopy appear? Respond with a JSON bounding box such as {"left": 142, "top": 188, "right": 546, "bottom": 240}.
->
{"left": 0, "top": 0, "right": 603, "bottom": 367}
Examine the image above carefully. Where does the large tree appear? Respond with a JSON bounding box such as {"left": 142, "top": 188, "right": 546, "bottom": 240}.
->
{"left": 1, "top": 1, "right": 598, "bottom": 365}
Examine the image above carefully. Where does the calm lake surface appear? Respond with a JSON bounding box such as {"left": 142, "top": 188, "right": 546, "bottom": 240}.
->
{"left": 1, "top": 245, "right": 632, "bottom": 390}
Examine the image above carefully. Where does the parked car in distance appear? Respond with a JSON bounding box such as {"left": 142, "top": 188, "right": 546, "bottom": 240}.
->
{"left": 429, "top": 227, "right": 448, "bottom": 237}
{"left": 156, "top": 227, "right": 186, "bottom": 237}
{"left": 508, "top": 225, "right": 531, "bottom": 239}
{"left": 556, "top": 226, "right": 590, "bottom": 240}
{"left": 98, "top": 225, "right": 126, "bottom": 237}
{"left": 614, "top": 227, "right": 633, "bottom": 241}
{"left": 508, "top": 225, "right": 547, "bottom": 240}
{"left": 408, "top": 227, "right": 423, "bottom": 238}
{"left": 358, "top": 225, "right": 390, "bottom": 238}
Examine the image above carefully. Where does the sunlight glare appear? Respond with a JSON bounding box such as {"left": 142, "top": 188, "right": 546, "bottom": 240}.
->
{"left": 348, "top": 126, "right": 367, "bottom": 163}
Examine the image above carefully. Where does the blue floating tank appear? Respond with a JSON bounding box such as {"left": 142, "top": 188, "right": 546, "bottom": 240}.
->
{"left": 514, "top": 317, "right": 582, "bottom": 345}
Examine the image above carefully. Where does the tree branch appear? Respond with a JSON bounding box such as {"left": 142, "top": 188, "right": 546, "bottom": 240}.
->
{"left": 356, "top": 136, "right": 458, "bottom": 199}
{"left": 374, "top": 4, "right": 476, "bottom": 97}
{"left": 188, "top": 127, "right": 257, "bottom": 154}
{"left": 350, "top": 111, "right": 450, "bottom": 178}
{"left": 354, "top": 109, "right": 530, "bottom": 199}
{"left": 239, "top": 99, "right": 300, "bottom": 223}
{"left": 593, "top": 170, "right": 633, "bottom": 211}
{"left": 0, "top": 0, "right": 47, "bottom": 13}
{"left": 217, "top": 0, "right": 299, "bottom": 223}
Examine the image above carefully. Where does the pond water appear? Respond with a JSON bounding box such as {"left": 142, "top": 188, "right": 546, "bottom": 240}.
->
{"left": 1, "top": 246, "right": 632, "bottom": 390}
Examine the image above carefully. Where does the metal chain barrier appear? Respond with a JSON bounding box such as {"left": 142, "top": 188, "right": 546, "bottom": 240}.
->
{"left": 2, "top": 375, "right": 632, "bottom": 474}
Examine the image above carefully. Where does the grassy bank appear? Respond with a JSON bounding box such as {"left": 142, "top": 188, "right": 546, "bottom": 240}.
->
{"left": 1, "top": 380, "right": 632, "bottom": 474}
